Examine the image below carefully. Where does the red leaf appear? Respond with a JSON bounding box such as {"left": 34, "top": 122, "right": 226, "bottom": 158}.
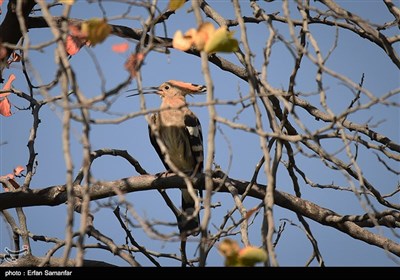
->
{"left": 3, "top": 74, "right": 16, "bottom": 90}
{"left": 0, "top": 165, "right": 23, "bottom": 191}
{"left": 0, "top": 96, "right": 11, "bottom": 116}
{"left": 65, "top": 24, "right": 88, "bottom": 55}
{"left": 65, "top": 35, "right": 84, "bottom": 56}
{"left": 245, "top": 207, "right": 259, "bottom": 220}
{"left": 13, "top": 165, "right": 25, "bottom": 176}
{"left": 0, "top": 74, "right": 15, "bottom": 117}
{"left": 112, "top": 42, "right": 129, "bottom": 53}
{"left": 124, "top": 53, "right": 145, "bottom": 78}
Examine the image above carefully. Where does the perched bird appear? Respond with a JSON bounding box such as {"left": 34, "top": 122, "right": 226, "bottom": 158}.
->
{"left": 130, "top": 80, "right": 205, "bottom": 234}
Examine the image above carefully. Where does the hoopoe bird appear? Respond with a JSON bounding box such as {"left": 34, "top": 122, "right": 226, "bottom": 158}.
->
{"left": 132, "top": 80, "right": 205, "bottom": 234}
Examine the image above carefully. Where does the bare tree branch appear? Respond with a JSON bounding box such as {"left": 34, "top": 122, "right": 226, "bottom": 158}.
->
{"left": 1, "top": 0, "right": 398, "bottom": 267}
{"left": 1, "top": 254, "right": 116, "bottom": 267}
{"left": 0, "top": 173, "right": 398, "bottom": 257}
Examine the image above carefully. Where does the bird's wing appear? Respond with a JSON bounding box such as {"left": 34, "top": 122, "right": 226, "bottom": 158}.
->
{"left": 148, "top": 113, "right": 170, "bottom": 171}
{"left": 184, "top": 112, "right": 204, "bottom": 173}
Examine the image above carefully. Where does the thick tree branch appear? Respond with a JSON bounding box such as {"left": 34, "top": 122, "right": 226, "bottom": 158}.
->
{"left": 0, "top": 254, "right": 116, "bottom": 267}
{"left": 0, "top": 173, "right": 398, "bottom": 257}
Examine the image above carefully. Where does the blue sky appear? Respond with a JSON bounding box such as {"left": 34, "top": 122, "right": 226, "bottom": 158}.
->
{"left": 0, "top": 1, "right": 399, "bottom": 266}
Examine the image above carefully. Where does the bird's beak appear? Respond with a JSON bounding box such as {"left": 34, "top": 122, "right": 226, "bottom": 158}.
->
{"left": 126, "top": 86, "right": 159, "bottom": 97}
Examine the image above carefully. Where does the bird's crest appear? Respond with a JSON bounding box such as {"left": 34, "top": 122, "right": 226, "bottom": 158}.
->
{"left": 167, "top": 80, "right": 206, "bottom": 94}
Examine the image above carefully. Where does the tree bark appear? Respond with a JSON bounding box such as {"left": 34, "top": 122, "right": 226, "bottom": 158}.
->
{"left": 0, "top": 172, "right": 398, "bottom": 257}
{"left": 0, "top": 254, "right": 116, "bottom": 267}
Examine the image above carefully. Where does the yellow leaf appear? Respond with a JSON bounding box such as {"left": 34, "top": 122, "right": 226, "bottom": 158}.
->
{"left": 238, "top": 246, "right": 267, "bottom": 267}
{"left": 82, "top": 18, "right": 111, "bottom": 46}
{"left": 218, "top": 239, "right": 240, "bottom": 267}
{"left": 172, "top": 22, "right": 238, "bottom": 53}
{"left": 193, "top": 22, "right": 215, "bottom": 51}
{"left": 204, "top": 26, "right": 239, "bottom": 54}
{"left": 59, "top": 0, "right": 75, "bottom": 5}
{"left": 245, "top": 206, "right": 259, "bottom": 220}
{"left": 168, "top": 0, "right": 186, "bottom": 11}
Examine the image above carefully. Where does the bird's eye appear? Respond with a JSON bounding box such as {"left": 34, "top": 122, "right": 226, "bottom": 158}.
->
{"left": 164, "top": 85, "right": 170, "bottom": 90}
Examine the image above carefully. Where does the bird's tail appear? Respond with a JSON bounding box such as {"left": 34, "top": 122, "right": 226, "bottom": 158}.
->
{"left": 180, "top": 189, "right": 200, "bottom": 234}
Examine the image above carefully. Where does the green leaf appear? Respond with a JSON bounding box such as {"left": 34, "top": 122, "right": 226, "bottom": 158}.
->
{"left": 204, "top": 26, "right": 239, "bottom": 54}
{"left": 82, "top": 18, "right": 111, "bottom": 46}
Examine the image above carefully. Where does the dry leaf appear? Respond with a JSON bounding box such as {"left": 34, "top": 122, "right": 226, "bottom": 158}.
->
{"left": 0, "top": 165, "right": 24, "bottom": 191}
{"left": 112, "top": 42, "right": 129, "bottom": 53}
{"left": 245, "top": 206, "right": 259, "bottom": 220}
{"left": 13, "top": 165, "right": 25, "bottom": 176}
{"left": 65, "top": 24, "right": 89, "bottom": 56}
{"left": 172, "top": 30, "right": 194, "bottom": 51}
{"left": 193, "top": 22, "right": 215, "bottom": 51}
{"left": 173, "top": 22, "right": 238, "bottom": 54}
{"left": 66, "top": 35, "right": 83, "bottom": 56}
{"left": 218, "top": 238, "right": 240, "bottom": 258}
{"left": 218, "top": 238, "right": 240, "bottom": 266}
{"left": 238, "top": 246, "right": 267, "bottom": 266}
{"left": 125, "top": 53, "right": 145, "bottom": 78}
{"left": 168, "top": 0, "right": 186, "bottom": 11}
{"left": 3, "top": 74, "right": 15, "bottom": 90}
{"left": 0, "top": 96, "right": 11, "bottom": 116}
{"left": 60, "top": 0, "right": 75, "bottom": 5}
{"left": 0, "top": 74, "right": 16, "bottom": 117}
{"left": 218, "top": 239, "right": 267, "bottom": 267}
